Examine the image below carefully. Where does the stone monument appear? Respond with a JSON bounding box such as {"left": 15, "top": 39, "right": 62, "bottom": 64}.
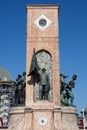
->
{"left": 24, "top": 5, "right": 79, "bottom": 130}
{"left": 25, "top": 5, "right": 63, "bottom": 130}
{"left": 0, "top": 5, "right": 79, "bottom": 130}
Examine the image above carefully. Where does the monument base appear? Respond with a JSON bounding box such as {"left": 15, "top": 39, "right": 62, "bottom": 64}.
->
{"left": 24, "top": 101, "right": 63, "bottom": 130}
{"left": 62, "top": 106, "right": 79, "bottom": 130}
{"left": 0, "top": 106, "right": 80, "bottom": 130}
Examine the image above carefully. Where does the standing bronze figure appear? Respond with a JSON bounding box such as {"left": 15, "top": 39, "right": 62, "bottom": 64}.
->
{"left": 38, "top": 68, "right": 50, "bottom": 100}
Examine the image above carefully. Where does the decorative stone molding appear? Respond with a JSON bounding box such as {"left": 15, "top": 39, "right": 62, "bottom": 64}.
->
{"left": 34, "top": 15, "right": 52, "bottom": 31}
{"left": 38, "top": 117, "right": 47, "bottom": 126}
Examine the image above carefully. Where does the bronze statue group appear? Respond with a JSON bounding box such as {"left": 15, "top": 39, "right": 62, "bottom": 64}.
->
{"left": 60, "top": 73, "right": 77, "bottom": 106}
{"left": 27, "top": 49, "right": 77, "bottom": 105}
{"left": 14, "top": 49, "right": 77, "bottom": 106}
{"left": 15, "top": 70, "right": 77, "bottom": 107}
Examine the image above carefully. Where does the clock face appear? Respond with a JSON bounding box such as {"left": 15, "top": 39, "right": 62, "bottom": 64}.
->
{"left": 39, "top": 19, "right": 47, "bottom": 27}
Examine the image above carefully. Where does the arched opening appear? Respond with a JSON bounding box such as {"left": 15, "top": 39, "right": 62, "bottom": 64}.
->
{"left": 33, "top": 50, "right": 52, "bottom": 102}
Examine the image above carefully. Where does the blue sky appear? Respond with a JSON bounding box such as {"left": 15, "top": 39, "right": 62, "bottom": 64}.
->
{"left": 0, "top": 0, "right": 87, "bottom": 114}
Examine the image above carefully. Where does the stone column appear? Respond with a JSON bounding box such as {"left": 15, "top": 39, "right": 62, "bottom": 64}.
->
{"left": 25, "top": 5, "right": 63, "bottom": 130}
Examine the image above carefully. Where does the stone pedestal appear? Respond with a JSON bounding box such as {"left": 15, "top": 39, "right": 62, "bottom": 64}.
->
{"left": 62, "top": 106, "right": 79, "bottom": 130}
{"left": 1, "top": 106, "right": 79, "bottom": 130}
{"left": 24, "top": 101, "right": 62, "bottom": 130}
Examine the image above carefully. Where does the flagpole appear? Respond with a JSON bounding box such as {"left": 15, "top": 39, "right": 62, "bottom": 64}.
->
{"left": 82, "top": 108, "right": 85, "bottom": 130}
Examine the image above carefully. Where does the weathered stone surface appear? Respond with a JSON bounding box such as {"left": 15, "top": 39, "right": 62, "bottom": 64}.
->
{"left": 62, "top": 106, "right": 79, "bottom": 130}
{"left": 25, "top": 5, "right": 62, "bottom": 130}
